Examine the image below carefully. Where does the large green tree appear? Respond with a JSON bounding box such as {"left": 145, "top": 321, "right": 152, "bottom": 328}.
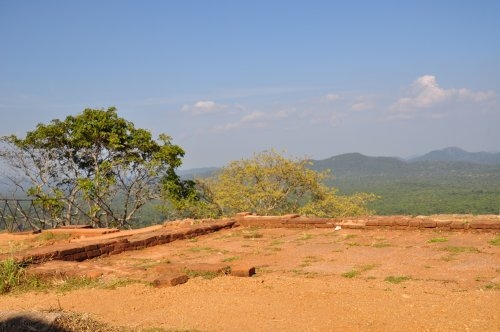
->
{"left": 0, "top": 107, "right": 184, "bottom": 228}
{"left": 164, "top": 150, "right": 377, "bottom": 218}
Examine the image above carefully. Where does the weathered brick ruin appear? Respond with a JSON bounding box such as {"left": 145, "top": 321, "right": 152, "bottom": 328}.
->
{"left": 4, "top": 214, "right": 499, "bottom": 266}
{"left": 2, "top": 213, "right": 498, "bottom": 285}
{"left": 234, "top": 213, "right": 500, "bottom": 231}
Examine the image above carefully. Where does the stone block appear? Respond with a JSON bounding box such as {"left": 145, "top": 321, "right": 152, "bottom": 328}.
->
{"left": 156, "top": 234, "right": 170, "bottom": 244}
{"left": 293, "top": 217, "right": 330, "bottom": 225}
{"left": 365, "top": 220, "right": 380, "bottom": 226}
{"left": 420, "top": 220, "right": 437, "bottom": 228}
{"left": 185, "top": 263, "right": 231, "bottom": 276}
{"left": 282, "top": 213, "right": 300, "bottom": 219}
{"left": 450, "top": 221, "right": 466, "bottom": 229}
{"left": 153, "top": 274, "right": 189, "bottom": 287}
{"left": 57, "top": 246, "right": 82, "bottom": 257}
{"left": 63, "top": 252, "right": 87, "bottom": 261}
{"left": 435, "top": 220, "right": 452, "bottom": 228}
{"left": 395, "top": 219, "right": 409, "bottom": 226}
{"left": 378, "top": 220, "right": 394, "bottom": 227}
{"left": 231, "top": 265, "right": 256, "bottom": 277}
{"left": 171, "top": 231, "right": 185, "bottom": 240}
{"left": 114, "top": 243, "right": 130, "bottom": 251}
{"left": 209, "top": 224, "right": 223, "bottom": 231}
{"left": 85, "top": 249, "right": 101, "bottom": 259}
{"left": 83, "top": 244, "right": 99, "bottom": 251}
{"left": 129, "top": 239, "right": 146, "bottom": 247}
{"left": 341, "top": 222, "right": 366, "bottom": 229}
{"left": 470, "top": 221, "right": 500, "bottom": 229}
{"left": 408, "top": 220, "right": 421, "bottom": 227}
{"left": 99, "top": 246, "right": 113, "bottom": 255}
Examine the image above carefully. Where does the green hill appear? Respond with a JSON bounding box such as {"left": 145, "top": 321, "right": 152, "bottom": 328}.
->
{"left": 309, "top": 152, "right": 500, "bottom": 215}
{"left": 169, "top": 148, "right": 500, "bottom": 216}
{"left": 410, "top": 147, "right": 500, "bottom": 165}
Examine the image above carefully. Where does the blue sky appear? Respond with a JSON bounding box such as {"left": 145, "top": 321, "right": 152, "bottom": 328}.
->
{"left": 1, "top": 1, "right": 499, "bottom": 169}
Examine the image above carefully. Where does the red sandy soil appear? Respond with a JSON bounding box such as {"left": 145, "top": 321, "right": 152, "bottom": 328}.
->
{"left": 1, "top": 224, "right": 500, "bottom": 331}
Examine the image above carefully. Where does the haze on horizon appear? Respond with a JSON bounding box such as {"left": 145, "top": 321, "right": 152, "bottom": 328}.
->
{"left": 1, "top": 1, "right": 499, "bottom": 169}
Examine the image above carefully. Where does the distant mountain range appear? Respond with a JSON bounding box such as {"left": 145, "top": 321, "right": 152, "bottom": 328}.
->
{"left": 1, "top": 147, "right": 499, "bottom": 215}
{"left": 408, "top": 147, "right": 500, "bottom": 165}
{"left": 176, "top": 147, "right": 500, "bottom": 215}
{"left": 178, "top": 147, "right": 500, "bottom": 179}
{"left": 308, "top": 147, "right": 500, "bottom": 179}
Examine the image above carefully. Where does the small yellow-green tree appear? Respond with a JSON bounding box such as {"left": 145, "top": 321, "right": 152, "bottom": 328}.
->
{"left": 165, "top": 150, "right": 377, "bottom": 218}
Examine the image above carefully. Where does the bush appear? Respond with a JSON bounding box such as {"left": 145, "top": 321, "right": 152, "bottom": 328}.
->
{"left": 0, "top": 258, "right": 25, "bottom": 294}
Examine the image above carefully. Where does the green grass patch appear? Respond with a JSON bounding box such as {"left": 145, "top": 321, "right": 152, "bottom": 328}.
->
{"left": 299, "top": 234, "right": 314, "bottom": 241}
{"left": 299, "top": 256, "right": 322, "bottom": 267}
{"left": 441, "top": 246, "right": 480, "bottom": 254}
{"left": 266, "top": 247, "right": 282, "bottom": 252}
{"left": 242, "top": 232, "right": 264, "bottom": 239}
{"left": 484, "top": 283, "right": 500, "bottom": 290}
{"left": 489, "top": 236, "right": 500, "bottom": 246}
{"left": 341, "top": 270, "right": 360, "bottom": 278}
{"left": 183, "top": 267, "right": 230, "bottom": 280}
{"left": 427, "top": 237, "right": 448, "bottom": 243}
{"left": 372, "top": 242, "right": 392, "bottom": 248}
{"left": 188, "top": 246, "right": 215, "bottom": 253}
{"left": 34, "top": 231, "right": 71, "bottom": 242}
{"left": 384, "top": 275, "right": 411, "bottom": 284}
{"left": 341, "top": 264, "right": 377, "bottom": 279}
{"left": 359, "top": 264, "right": 378, "bottom": 272}
{"left": 440, "top": 253, "right": 457, "bottom": 262}
{"left": 53, "top": 276, "right": 100, "bottom": 292}
{"left": 216, "top": 231, "right": 243, "bottom": 239}
{"left": 132, "top": 258, "right": 170, "bottom": 269}
{"left": 270, "top": 239, "right": 285, "bottom": 246}
{"left": 0, "top": 259, "right": 145, "bottom": 294}
{"left": 290, "top": 269, "right": 318, "bottom": 278}
{"left": 0, "top": 240, "right": 32, "bottom": 255}
{"left": 99, "top": 278, "right": 141, "bottom": 290}
{"left": 0, "top": 258, "right": 25, "bottom": 294}
{"left": 222, "top": 256, "right": 240, "bottom": 262}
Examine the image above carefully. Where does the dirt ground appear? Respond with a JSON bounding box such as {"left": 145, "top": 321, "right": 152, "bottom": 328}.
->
{"left": 1, "top": 225, "right": 500, "bottom": 331}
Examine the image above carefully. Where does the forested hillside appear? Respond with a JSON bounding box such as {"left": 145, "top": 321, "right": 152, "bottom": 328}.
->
{"left": 4, "top": 147, "right": 499, "bottom": 219}
{"left": 310, "top": 150, "right": 500, "bottom": 215}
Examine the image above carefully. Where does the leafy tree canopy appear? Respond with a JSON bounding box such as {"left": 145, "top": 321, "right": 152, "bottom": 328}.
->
{"left": 0, "top": 107, "right": 184, "bottom": 228}
{"left": 163, "top": 150, "right": 377, "bottom": 218}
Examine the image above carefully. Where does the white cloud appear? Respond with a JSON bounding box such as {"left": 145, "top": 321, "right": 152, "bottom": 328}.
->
{"left": 457, "top": 88, "right": 496, "bottom": 102}
{"left": 241, "top": 111, "right": 265, "bottom": 122}
{"left": 214, "top": 109, "right": 291, "bottom": 132}
{"left": 325, "top": 93, "right": 341, "bottom": 102}
{"left": 390, "top": 75, "right": 496, "bottom": 114}
{"left": 351, "top": 96, "right": 376, "bottom": 111}
{"left": 351, "top": 102, "right": 374, "bottom": 111}
{"left": 181, "top": 100, "right": 226, "bottom": 115}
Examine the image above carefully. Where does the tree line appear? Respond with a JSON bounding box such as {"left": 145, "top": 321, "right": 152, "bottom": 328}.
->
{"left": 0, "top": 108, "right": 375, "bottom": 229}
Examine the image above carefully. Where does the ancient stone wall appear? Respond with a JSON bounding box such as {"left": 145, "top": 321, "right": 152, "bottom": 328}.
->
{"left": 11, "top": 220, "right": 236, "bottom": 265}
{"left": 5, "top": 214, "right": 499, "bottom": 266}
{"left": 234, "top": 212, "right": 500, "bottom": 231}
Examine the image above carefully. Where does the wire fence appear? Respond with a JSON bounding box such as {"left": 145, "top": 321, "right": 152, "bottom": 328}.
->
{"left": 0, "top": 199, "right": 66, "bottom": 232}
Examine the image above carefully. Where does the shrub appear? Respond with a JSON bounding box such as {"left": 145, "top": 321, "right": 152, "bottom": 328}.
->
{"left": 0, "top": 258, "right": 25, "bottom": 294}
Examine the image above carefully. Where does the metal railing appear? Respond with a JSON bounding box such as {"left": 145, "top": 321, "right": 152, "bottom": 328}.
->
{"left": 0, "top": 198, "right": 65, "bottom": 232}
